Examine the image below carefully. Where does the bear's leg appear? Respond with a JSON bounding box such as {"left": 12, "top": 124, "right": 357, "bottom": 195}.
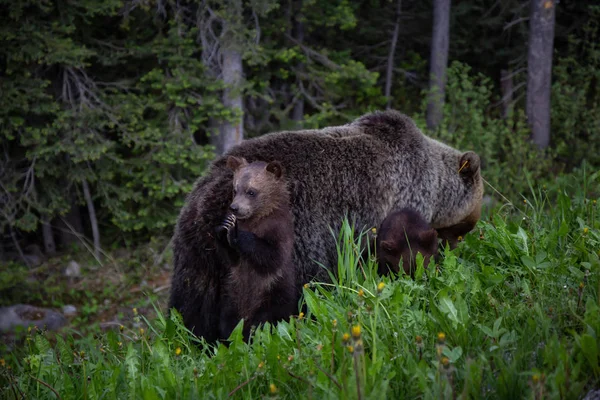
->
{"left": 228, "top": 230, "right": 284, "bottom": 275}
{"left": 218, "top": 297, "right": 241, "bottom": 342}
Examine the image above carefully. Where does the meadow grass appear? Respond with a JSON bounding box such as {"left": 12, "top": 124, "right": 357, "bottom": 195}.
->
{"left": 1, "top": 169, "right": 599, "bottom": 399}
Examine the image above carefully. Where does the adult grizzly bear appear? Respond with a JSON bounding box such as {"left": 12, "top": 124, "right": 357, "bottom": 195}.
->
{"left": 169, "top": 110, "right": 483, "bottom": 343}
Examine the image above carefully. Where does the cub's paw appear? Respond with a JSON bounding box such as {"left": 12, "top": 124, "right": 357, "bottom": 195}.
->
{"left": 224, "top": 215, "right": 238, "bottom": 246}
{"left": 215, "top": 214, "right": 236, "bottom": 242}
{"left": 215, "top": 214, "right": 238, "bottom": 246}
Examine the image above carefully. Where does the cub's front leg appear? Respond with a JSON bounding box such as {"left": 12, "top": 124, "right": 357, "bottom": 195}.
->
{"left": 215, "top": 214, "right": 238, "bottom": 247}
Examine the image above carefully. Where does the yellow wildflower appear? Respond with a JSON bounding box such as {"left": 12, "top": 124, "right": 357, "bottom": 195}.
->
{"left": 269, "top": 383, "right": 278, "bottom": 394}
{"left": 351, "top": 325, "right": 361, "bottom": 339}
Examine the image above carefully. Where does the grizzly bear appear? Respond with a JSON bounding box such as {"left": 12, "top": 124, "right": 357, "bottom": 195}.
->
{"left": 169, "top": 109, "right": 483, "bottom": 343}
{"left": 376, "top": 208, "right": 439, "bottom": 277}
{"left": 215, "top": 156, "right": 298, "bottom": 341}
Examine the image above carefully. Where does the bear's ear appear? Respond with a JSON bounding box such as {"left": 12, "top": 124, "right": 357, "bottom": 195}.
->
{"left": 266, "top": 161, "right": 283, "bottom": 179}
{"left": 418, "top": 228, "right": 438, "bottom": 245}
{"left": 458, "top": 151, "right": 480, "bottom": 177}
{"left": 380, "top": 239, "right": 396, "bottom": 252}
{"left": 226, "top": 156, "right": 248, "bottom": 172}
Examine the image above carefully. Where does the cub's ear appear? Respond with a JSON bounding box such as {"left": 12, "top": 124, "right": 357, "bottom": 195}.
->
{"left": 266, "top": 161, "right": 284, "bottom": 179}
{"left": 458, "top": 151, "right": 480, "bottom": 177}
{"left": 418, "top": 228, "right": 438, "bottom": 245}
{"left": 379, "top": 239, "right": 396, "bottom": 252}
{"left": 226, "top": 156, "right": 248, "bottom": 172}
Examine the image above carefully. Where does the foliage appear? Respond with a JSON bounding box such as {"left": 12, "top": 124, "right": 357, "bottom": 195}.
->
{"left": 551, "top": 5, "right": 600, "bottom": 169}
{"left": 2, "top": 174, "right": 599, "bottom": 398}
{"left": 244, "top": 0, "right": 386, "bottom": 134}
{"left": 415, "top": 61, "right": 552, "bottom": 202}
{"left": 0, "top": 1, "right": 222, "bottom": 244}
{"left": 1, "top": 0, "right": 599, "bottom": 255}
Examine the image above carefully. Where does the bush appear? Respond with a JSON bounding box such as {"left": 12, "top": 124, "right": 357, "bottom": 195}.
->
{"left": 551, "top": 5, "right": 600, "bottom": 169}
{"left": 415, "top": 61, "right": 552, "bottom": 203}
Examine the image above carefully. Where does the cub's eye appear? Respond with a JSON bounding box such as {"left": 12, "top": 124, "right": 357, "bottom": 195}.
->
{"left": 247, "top": 190, "right": 256, "bottom": 196}
{"left": 232, "top": 189, "right": 237, "bottom": 195}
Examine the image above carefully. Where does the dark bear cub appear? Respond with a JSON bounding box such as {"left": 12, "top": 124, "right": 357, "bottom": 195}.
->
{"left": 216, "top": 156, "right": 298, "bottom": 341}
{"left": 376, "top": 208, "right": 438, "bottom": 277}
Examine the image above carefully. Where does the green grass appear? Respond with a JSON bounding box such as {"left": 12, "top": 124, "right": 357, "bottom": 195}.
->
{"left": 1, "top": 169, "right": 599, "bottom": 399}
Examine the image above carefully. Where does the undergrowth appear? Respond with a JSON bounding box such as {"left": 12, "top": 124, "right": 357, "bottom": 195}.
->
{"left": 1, "top": 169, "right": 599, "bottom": 399}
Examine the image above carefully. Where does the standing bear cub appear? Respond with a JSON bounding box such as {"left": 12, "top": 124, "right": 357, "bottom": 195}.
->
{"left": 216, "top": 156, "right": 298, "bottom": 341}
{"left": 376, "top": 208, "right": 439, "bottom": 277}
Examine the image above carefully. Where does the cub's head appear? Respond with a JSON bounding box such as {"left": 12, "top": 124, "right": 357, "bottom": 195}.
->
{"left": 226, "top": 156, "right": 288, "bottom": 221}
{"left": 376, "top": 208, "right": 438, "bottom": 277}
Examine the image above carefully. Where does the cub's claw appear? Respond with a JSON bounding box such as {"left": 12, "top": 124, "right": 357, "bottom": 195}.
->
{"left": 226, "top": 217, "right": 238, "bottom": 247}
{"left": 215, "top": 214, "right": 237, "bottom": 241}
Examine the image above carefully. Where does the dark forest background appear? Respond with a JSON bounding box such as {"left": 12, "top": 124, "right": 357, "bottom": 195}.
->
{"left": 1, "top": 0, "right": 598, "bottom": 265}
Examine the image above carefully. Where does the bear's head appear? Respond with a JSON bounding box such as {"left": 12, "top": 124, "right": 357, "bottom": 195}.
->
{"left": 377, "top": 208, "right": 438, "bottom": 277}
{"left": 226, "top": 156, "right": 288, "bottom": 222}
{"left": 432, "top": 150, "right": 484, "bottom": 240}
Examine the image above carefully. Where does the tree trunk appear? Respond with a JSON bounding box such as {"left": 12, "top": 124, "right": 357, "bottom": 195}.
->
{"left": 385, "top": 0, "right": 402, "bottom": 110}
{"left": 41, "top": 217, "right": 56, "bottom": 255}
{"left": 426, "top": 0, "right": 451, "bottom": 130}
{"left": 82, "top": 179, "right": 100, "bottom": 260}
{"left": 500, "top": 69, "right": 514, "bottom": 119}
{"left": 291, "top": 0, "right": 305, "bottom": 124}
{"left": 214, "top": 48, "right": 244, "bottom": 155}
{"left": 59, "top": 194, "right": 84, "bottom": 248}
{"left": 9, "top": 225, "right": 29, "bottom": 267}
{"left": 526, "top": 0, "right": 556, "bottom": 149}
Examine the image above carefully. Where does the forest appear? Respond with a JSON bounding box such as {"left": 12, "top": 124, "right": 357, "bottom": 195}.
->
{"left": 1, "top": 0, "right": 599, "bottom": 398}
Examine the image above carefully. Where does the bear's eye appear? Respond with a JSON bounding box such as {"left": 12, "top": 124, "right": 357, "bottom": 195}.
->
{"left": 247, "top": 189, "right": 256, "bottom": 197}
{"left": 232, "top": 189, "right": 237, "bottom": 195}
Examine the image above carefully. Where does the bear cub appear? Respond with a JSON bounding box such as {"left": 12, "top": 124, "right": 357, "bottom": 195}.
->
{"left": 376, "top": 208, "right": 438, "bottom": 277}
{"left": 216, "top": 156, "right": 298, "bottom": 341}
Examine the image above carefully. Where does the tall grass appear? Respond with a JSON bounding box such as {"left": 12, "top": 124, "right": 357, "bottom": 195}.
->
{"left": 1, "top": 170, "right": 599, "bottom": 399}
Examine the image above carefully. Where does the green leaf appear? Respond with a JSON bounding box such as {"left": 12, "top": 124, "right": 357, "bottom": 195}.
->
{"left": 580, "top": 334, "right": 599, "bottom": 376}
{"left": 438, "top": 296, "right": 459, "bottom": 325}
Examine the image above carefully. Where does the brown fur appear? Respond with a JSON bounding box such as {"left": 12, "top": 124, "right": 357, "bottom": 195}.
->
{"left": 376, "top": 209, "right": 438, "bottom": 277}
{"left": 217, "top": 157, "right": 297, "bottom": 341}
{"left": 169, "top": 109, "right": 484, "bottom": 343}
